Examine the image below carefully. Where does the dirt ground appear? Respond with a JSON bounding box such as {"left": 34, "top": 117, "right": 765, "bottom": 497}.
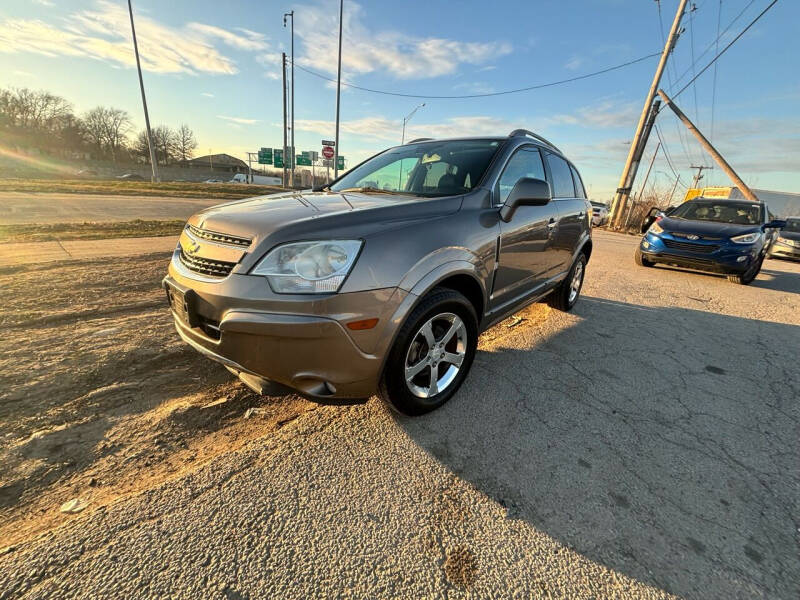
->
{"left": 0, "top": 252, "right": 313, "bottom": 546}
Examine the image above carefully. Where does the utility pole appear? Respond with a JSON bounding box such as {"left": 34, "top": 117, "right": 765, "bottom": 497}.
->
{"left": 127, "top": 0, "right": 159, "bottom": 182}
{"left": 283, "top": 11, "right": 295, "bottom": 188}
{"left": 610, "top": 0, "right": 688, "bottom": 228}
{"left": 333, "top": 0, "right": 344, "bottom": 179}
{"left": 657, "top": 89, "right": 760, "bottom": 202}
{"left": 282, "top": 52, "right": 288, "bottom": 189}
{"left": 624, "top": 141, "right": 660, "bottom": 229}
{"left": 690, "top": 165, "right": 712, "bottom": 189}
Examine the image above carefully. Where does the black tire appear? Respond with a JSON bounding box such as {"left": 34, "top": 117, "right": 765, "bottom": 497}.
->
{"left": 378, "top": 288, "right": 478, "bottom": 416}
{"left": 634, "top": 248, "right": 654, "bottom": 267}
{"left": 548, "top": 253, "right": 587, "bottom": 312}
{"left": 727, "top": 256, "right": 763, "bottom": 285}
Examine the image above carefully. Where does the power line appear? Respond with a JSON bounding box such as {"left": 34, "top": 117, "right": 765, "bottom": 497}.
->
{"left": 710, "top": 0, "right": 723, "bottom": 150}
{"left": 290, "top": 52, "right": 662, "bottom": 99}
{"left": 669, "top": 0, "right": 779, "bottom": 102}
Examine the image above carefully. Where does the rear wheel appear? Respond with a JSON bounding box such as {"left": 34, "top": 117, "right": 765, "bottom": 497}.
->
{"left": 634, "top": 248, "right": 654, "bottom": 267}
{"left": 378, "top": 288, "right": 478, "bottom": 415}
{"left": 548, "top": 253, "right": 586, "bottom": 312}
{"left": 728, "top": 256, "right": 763, "bottom": 285}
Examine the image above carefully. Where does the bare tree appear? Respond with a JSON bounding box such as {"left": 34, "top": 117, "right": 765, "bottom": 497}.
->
{"left": 82, "top": 106, "right": 132, "bottom": 161}
{"left": 151, "top": 125, "right": 177, "bottom": 165}
{"left": 175, "top": 124, "right": 198, "bottom": 161}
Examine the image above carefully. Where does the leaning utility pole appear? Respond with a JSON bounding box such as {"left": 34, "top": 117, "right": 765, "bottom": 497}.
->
{"left": 690, "top": 165, "right": 713, "bottom": 189}
{"left": 624, "top": 141, "right": 660, "bottom": 229}
{"left": 657, "top": 89, "right": 760, "bottom": 202}
{"left": 333, "top": 0, "right": 344, "bottom": 179}
{"left": 610, "top": 0, "right": 688, "bottom": 228}
{"left": 127, "top": 0, "right": 159, "bottom": 182}
{"left": 282, "top": 52, "right": 289, "bottom": 189}
{"left": 283, "top": 11, "right": 295, "bottom": 188}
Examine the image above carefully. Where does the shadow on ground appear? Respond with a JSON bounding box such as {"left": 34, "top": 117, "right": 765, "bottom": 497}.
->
{"left": 398, "top": 296, "right": 800, "bottom": 599}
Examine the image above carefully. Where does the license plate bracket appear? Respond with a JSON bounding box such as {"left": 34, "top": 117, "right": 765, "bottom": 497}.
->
{"left": 164, "top": 281, "right": 199, "bottom": 328}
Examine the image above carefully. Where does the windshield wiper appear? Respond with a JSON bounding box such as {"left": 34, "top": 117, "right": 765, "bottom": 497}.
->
{"left": 336, "top": 186, "right": 412, "bottom": 195}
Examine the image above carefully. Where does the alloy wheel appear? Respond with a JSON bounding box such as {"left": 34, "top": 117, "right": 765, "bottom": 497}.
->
{"left": 404, "top": 312, "right": 467, "bottom": 399}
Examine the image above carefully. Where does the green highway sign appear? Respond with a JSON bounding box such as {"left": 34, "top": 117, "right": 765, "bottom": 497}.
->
{"left": 296, "top": 156, "right": 312, "bottom": 166}
{"left": 273, "top": 149, "right": 284, "bottom": 168}
{"left": 257, "top": 147, "right": 273, "bottom": 165}
{"left": 337, "top": 156, "right": 345, "bottom": 169}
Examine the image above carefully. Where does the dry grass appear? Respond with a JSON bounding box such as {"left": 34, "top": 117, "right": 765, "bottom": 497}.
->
{"left": 0, "top": 219, "right": 185, "bottom": 243}
{"left": 0, "top": 178, "right": 283, "bottom": 199}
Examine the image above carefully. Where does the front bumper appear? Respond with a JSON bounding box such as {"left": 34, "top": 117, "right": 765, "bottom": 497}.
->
{"left": 164, "top": 258, "right": 410, "bottom": 399}
{"left": 639, "top": 232, "right": 760, "bottom": 274}
{"left": 768, "top": 241, "right": 800, "bottom": 261}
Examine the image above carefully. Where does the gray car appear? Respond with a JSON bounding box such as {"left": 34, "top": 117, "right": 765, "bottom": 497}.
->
{"left": 164, "top": 129, "right": 592, "bottom": 414}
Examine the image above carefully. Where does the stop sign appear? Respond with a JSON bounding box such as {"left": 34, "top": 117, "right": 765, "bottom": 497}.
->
{"left": 322, "top": 145, "right": 334, "bottom": 159}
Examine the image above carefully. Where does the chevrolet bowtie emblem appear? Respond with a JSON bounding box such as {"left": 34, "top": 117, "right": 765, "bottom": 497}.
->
{"left": 186, "top": 240, "right": 201, "bottom": 255}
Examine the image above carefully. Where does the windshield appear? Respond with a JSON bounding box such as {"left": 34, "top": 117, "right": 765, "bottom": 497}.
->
{"left": 669, "top": 200, "right": 763, "bottom": 225}
{"left": 783, "top": 218, "right": 800, "bottom": 233}
{"left": 330, "top": 139, "right": 502, "bottom": 197}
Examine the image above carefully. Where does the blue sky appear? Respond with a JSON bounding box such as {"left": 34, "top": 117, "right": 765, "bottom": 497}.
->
{"left": 0, "top": 0, "right": 798, "bottom": 199}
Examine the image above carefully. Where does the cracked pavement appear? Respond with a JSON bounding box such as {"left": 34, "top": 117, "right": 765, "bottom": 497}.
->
{"left": 1, "top": 230, "right": 799, "bottom": 599}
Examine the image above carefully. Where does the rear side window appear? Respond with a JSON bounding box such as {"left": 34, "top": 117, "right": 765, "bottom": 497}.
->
{"left": 546, "top": 154, "right": 575, "bottom": 198}
{"left": 570, "top": 165, "right": 586, "bottom": 198}
{"left": 497, "top": 147, "right": 546, "bottom": 205}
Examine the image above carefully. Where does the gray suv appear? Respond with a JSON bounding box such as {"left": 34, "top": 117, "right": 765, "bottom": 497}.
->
{"left": 164, "top": 129, "right": 592, "bottom": 414}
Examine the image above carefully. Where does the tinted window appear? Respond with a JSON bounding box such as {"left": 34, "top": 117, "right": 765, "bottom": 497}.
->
{"left": 546, "top": 154, "right": 575, "bottom": 198}
{"left": 570, "top": 165, "right": 586, "bottom": 198}
{"left": 331, "top": 139, "right": 501, "bottom": 198}
{"left": 497, "top": 148, "right": 546, "bottom": 205}
{"left": 669, "top": 200, "right": 763, "bottom": 225}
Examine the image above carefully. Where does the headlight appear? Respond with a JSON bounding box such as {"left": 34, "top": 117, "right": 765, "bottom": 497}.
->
{"left": 730, "top": 232, "right": 760, "bottom": 244}
{"left": 252, "top": 240, "right": 363, "bottom": 294}
{"left": 648, "top": 222, "right": 664, "bottom": 234}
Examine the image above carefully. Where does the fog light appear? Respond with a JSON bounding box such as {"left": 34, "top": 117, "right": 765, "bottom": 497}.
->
{"left": 736, "top": 256, "right": 748, "bottom": 263}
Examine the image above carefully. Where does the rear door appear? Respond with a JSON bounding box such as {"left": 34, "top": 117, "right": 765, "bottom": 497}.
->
{"left": 490, "top": 146, "right": 561, "bottom": 309}
{"left": 545, "top": 153, "right": 586, "bottom": 272}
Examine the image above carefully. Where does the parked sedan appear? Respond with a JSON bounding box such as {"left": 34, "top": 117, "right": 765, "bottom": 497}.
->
{"left": 590, "top": 201, "right": 609, "bottom": 226}
{"left": 766, "top": 217, "right": 800, "bottom": 261}
{"left": 636, "top": 198, "right": 785, "bottom": 284}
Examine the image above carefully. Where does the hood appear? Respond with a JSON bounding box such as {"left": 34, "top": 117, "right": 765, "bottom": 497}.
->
{"left": 188, "top": 190, "right": 459, "bottom": 242}
{"left": 659, "top": 216, "right": 760, "bottom": 238}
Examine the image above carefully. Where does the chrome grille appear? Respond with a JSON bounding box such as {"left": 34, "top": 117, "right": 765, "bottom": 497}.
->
{"left": 187, "top": 224, "right": 251, "bottom": 248}
{"left": 178, "top": 248, "right": 237, "bottom": 278}
{"left": 662, "top": 239, "right": 720, "bottom": 254}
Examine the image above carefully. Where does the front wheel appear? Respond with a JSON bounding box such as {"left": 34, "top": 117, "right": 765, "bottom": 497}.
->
{"left": 634, "top": 248, "right": 654, "bottom": 267}
{"left": 378, "top": 288, "right": 478, "bottom": 415}
{"left": 728, "top": 256, "right": 763, "bottom": 285}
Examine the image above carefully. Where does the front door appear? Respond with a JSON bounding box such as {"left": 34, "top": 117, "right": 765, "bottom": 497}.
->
{"left": 490, "top": 146, "right": 561, "bottom": 310}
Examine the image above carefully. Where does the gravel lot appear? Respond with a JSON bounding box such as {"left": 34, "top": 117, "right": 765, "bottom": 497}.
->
{"left": 1, "top": 230, "right": 798, "bottom": 599}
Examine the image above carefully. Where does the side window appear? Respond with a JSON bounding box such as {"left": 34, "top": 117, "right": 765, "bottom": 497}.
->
{"left": 570, "top": 165, "right": 586, "bottom": 198}
{"left": 497, "top": 148, "right": 546, "bottom": 205}
{"left": 546, "top": 153, "right": 575, "bottom": 198}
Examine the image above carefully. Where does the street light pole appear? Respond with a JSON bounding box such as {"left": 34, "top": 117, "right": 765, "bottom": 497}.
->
{"left": 283, "top": 11, "right": 295, "bottom": 188}
{"left": 127, "top": 0, "right": 159, "bottom": 182}
{"left": 401, "top": 102, "right": 425, "bottom": 144}
{"left": 333, "top": 0, "right": 343, "bottom": 179}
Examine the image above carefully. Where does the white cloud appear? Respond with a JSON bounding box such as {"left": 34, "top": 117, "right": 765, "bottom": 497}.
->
{"left": 295, "top": 1, "right": 511, "bottom": 79}
{"left": 255, "top": 53, "right": 283, "bottom": 80}
{"left": 564, "top": 55, "right": 584, "bottom": 71}
{"left": 218, "top": 115, "right": 261, "bottom": 125}
{"left": 293, "top": 115, "right": 517, "bottom": 142}
{"left": 0, "top": 1, "right": 269, "bottom": 75}
{"left": 551, "top": 99, "right": 640, "bottom": 129}
{"left": 201, "top": 92, "right": 215, "bottom": 97}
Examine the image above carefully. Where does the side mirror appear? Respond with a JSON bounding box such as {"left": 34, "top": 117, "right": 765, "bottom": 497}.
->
{"left": 762, "top": 220, "right": 787, "bottom": 231}
{"left": 499, "top": 177, "right": 551, "bottom": 222}
{"left": 640, "top": 208, "right": 665, "bottom": 234}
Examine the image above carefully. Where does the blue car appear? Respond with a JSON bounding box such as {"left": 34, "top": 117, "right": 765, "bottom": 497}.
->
{"left": 635, "top": 198, "right": 786, "bottom": 285}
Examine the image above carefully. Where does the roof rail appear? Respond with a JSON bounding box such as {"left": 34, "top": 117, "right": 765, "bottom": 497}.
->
{"left": 406, "top": 137, "right": 433, "bottom": 144}
{"left": 508, "top": 129, "right": 561, "bottom": 154}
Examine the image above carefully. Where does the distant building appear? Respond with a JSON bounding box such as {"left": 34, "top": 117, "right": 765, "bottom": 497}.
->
{"left": 179, "top": 153, "right": 248, "bottom": 173}
{"left": 683, "top": 186, "right": 800, "bottom": 219}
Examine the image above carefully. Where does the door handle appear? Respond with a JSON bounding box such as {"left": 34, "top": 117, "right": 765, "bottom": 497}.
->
{"left": 547, "top": 218, "right": 557, "bottom": 229}
{"left": 578, "top": 211, "right": 585, "bottom": 218}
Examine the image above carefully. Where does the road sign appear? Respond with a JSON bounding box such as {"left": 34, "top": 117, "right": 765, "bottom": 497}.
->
{"left": 274, "top": 148, "right": 284, "bottom": 168}
{"left": 296, "top": 155, "right": 312, "bottom": 166}
{"left": 257, "top": 147, "right": 273, "bottom": 165}
{"left": 321, "top": 140, "right": 335, "bottom": 147}
{"left": 337, "top": 156, "right": 345, "bottom": 169}
{"left": 322, "top": 146, "right": 334, "bottom": 159}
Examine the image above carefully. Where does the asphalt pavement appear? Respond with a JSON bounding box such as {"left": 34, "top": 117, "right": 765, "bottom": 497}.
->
{"left": 1, "top": 230, "right": 798, "bottom": 599}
